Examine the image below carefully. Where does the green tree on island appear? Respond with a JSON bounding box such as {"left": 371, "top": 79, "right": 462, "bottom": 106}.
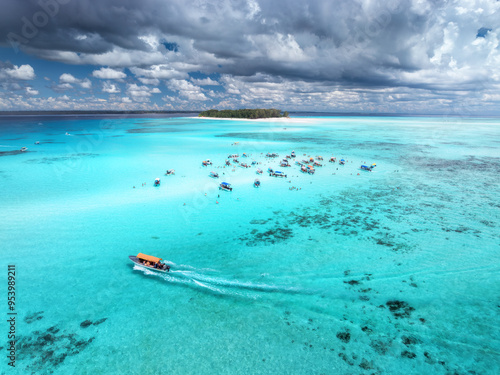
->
{"left": 198, "top": 109, "right": 289, "bottom": 119}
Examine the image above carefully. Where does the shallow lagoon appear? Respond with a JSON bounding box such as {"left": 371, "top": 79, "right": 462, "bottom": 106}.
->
{"left": 1, "top": 115, "right": 499, "bottom": 374}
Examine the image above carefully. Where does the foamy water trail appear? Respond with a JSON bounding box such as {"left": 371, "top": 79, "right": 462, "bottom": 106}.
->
{"left": 133, "top": 265, "right": 302, "bottom": 298}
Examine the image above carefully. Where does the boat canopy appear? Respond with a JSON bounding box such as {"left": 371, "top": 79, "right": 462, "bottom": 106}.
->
{"left": 137, "top": 253, "right": 162, "bottom": 263}
{"left": 275, "top": 171, "right": 283, "bottom": 174}
{"left": 221, "top": 182, "right": 231, "bottom": 186}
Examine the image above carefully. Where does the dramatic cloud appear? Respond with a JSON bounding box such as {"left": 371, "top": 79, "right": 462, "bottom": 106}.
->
{"left": 0, "top": 0, "right": 499, "bottom": 112}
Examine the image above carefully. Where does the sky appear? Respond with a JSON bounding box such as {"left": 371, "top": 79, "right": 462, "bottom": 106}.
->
{"left": 0, "top": 0, "right": 499, "bottom": 114}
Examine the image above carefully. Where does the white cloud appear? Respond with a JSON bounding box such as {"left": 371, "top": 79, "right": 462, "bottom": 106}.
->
{"left": 130, "top": 64, "right": 188, "bottom": 80}
{"left": 26, "top": 87, "right": 39, "bottom": 95}
{"left": 102, "top": 81, "right": 120, "bottom": 93}
{"left": 60, "top": 73, "right": 79, "bottom": 84}
{"left": 59, "top": 73, "right": 92, "bottom": 89}
{"left": 92, "top": 67, "right": 127, "bottom": 79}
{"left": 137, "top": 77, "right": 160, "bottom": 85}
{"left": 167, "top": 79, "right": 207, "bottom": 101}
{"left": 4, "top": 64, "right": 36, "bottom": 80}
{"left": 126, "top": 84, "right": 161, "bottom": 101}
{"left": 191, "top": 77, "right": 220, "bottom": 86}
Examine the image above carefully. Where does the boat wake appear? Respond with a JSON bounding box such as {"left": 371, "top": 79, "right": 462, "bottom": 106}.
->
{"left": 132, "top": 264, "right": 306, "bottom": 299}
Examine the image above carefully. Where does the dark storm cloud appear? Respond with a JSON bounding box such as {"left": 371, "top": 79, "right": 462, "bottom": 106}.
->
{"left": 0, "top": 0, "right": 499, "bottom": 112}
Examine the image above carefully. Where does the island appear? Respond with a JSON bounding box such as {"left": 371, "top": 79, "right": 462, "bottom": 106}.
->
{"left": 198, "top": 108, "right": 289, "bottom": 119}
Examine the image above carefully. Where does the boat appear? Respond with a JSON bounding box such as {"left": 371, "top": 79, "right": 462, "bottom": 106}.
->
{"left": 268, "top": 167, "right": 274, "bottom": 174}
{"left": 270, "top": 170, "right": 287, "bottom": 178}
{"left": 317, "top": 156, "right": 324, "bottom": 161}
{"left": 251, "top": 160, "right": 257, "bottom": 165}
{"left": 266, "top": 152, "right": 279, "bottom": 158}
{"left": 242, "top": 153, "right": 248, "bottom": 157}
{"left": 360, "top": 165, "right": 373, "bottom": 171}
{"left": 295, "top": 161, "right": 303, "bottom": 166}
{"left": 202, "top": 160, "right": 209, "bottom": 166}
{"left": 300, "top": 165, "right": 308, "bottom": 173}
{"left": 291, "top": 151, "right": 296, "bottom": 158}
{"left": 129, "top": 253, "right": 170, "bottom": 272}
{"left": 313, "top": 161, "right": 322, "bottom": 167}
{"left": 232, "top": 158, "right": 239, "bottom": 163}
{"left": 256, "top": 168, "right": 263, "bottom": 174}
{"left": 254, "top": 179, "right": 261, "bottom": 187}
{"left": 329, "top": 157, "right": 336, "bottom": 163}
{"left": 209, "top": 171, "right": 219, "bottom": 178}
{"left": 219, "top": 182, "right": 233, "bottom": 191}
{"left": 34, "top": 141, "right": 40, "bottom": 145}
{"left": 20, "top": 147, "right": 28, "bottom": 152}
{"left": 307, "top": 165, "right": 315, "bottom": 174}
{"left": 225, "top": 160, "right": 231, "bottom": 166}
{"left": 239, "top": 162, "right": 250, "bottom": 168}
{"left": 280, "top": 159, "right": 290, "bottom": 167}
{"left": 339, "top": 159, "right": 346, "bottom": 165}
{"left": 228, "top": 154, "right": 239, "bottom": 158}
{"left": 165, "top": 169, "right": 175, "bottom": 175}
{"left": 154, "top": 178, "right": 161, "bottom": 186}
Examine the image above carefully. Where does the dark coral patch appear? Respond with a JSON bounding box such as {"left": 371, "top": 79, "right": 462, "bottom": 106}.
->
{"left": 25, "top": 311, "right": 44, "bottom": 324}
{"left": 336, "top": 331, "right": 351, "bottom": 343}
{"left": 386, "top": 300, "right": 415, "bottom": 319}
{"left": 80, "top": 320, "right": 93, "bottom": 328}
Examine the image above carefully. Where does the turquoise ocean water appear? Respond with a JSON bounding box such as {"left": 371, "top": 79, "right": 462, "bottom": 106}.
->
{"left": 1, "top": 115, "right": 499, "bottom": 374}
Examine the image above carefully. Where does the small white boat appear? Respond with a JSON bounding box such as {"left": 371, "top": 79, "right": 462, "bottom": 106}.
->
{"left": 254, "top": 179, "right": 261, "bottom": 187}
{"left": 219, "top": 182, "right": 233, "bottom": 191}
{"left": 210, "top": 171, "right": 219, "bottom": 178}
{"left": 154, "top": 178, "right": 161, "bottom": 186}
{"left": 165, "top": 169, "right": 175, "bottom": 175}
{"left": 256, "top": 168, "right": 263, "bottom": 174}
{"left": 129, "top": 253, "right": 170, "bottom": 272}
{"left": 20, "top": 147, "right": 28, "bottom": 152}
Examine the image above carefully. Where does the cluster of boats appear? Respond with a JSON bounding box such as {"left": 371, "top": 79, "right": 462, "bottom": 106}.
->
{"left": 151, "top": 149, "right": 375, "bottom": 190}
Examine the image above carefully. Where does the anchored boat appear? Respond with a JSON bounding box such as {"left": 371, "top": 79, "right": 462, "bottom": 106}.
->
{"left": 270, "top": 170, "right": 287, "bottom": 178}
{"left": 254, "top": 179, "right": 261, "bottom": 187}
{"left": 219, "top": 182, "right": 233, "bottom": 191}
{"left": 129, "top": 253, "right": 170, "bottom": 272}
{"left": 210, "top": 171, "right": 219, "bottom": 178}
{"left": 339, "top": 159, "right": 346, "bottom": 165}
{"left": 154, "top": 178, "right": 161, "bottom": 186}
{"left": 165, "top": 169, "right": 175, "bottom": 175}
